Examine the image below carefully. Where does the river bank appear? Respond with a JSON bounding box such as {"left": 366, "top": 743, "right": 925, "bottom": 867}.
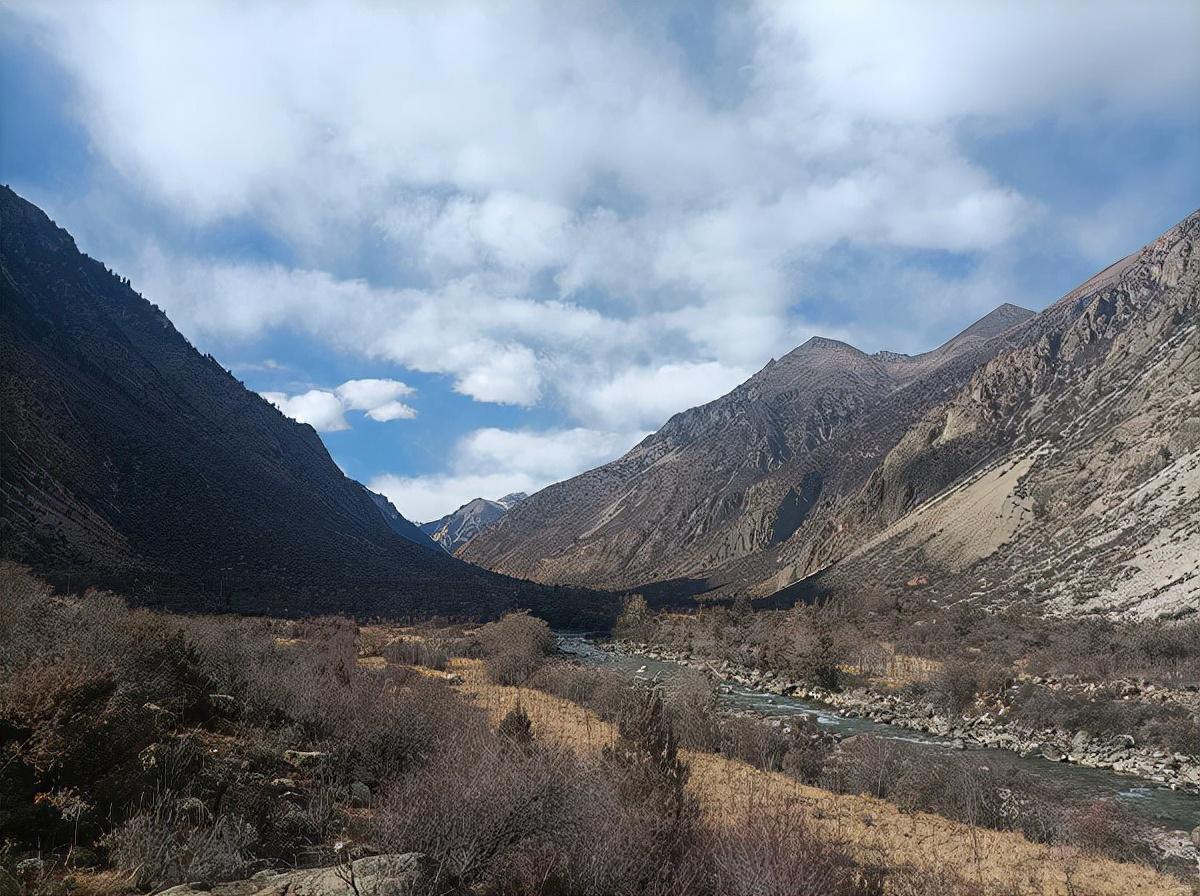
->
{"left": 601, "top": 639, "right": 1200, "bottom": 796}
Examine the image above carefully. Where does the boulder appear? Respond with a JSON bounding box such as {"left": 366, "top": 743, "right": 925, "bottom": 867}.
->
{"left": 1039, "top": 742, "right": 1065, "bottom": 762}
{"left": 155, "top": 853, "right": 458, "bottom": 896}
{"left": 283, "top": 750, "right": 326, "bottom": 768}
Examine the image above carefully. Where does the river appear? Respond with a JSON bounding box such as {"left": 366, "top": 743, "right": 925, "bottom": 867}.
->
{"left": 558, "top": 634, "right": 1200, "bottom": 837}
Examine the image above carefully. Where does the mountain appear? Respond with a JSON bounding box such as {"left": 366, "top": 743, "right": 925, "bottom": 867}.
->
{"left": 801, "top": 211, "right": 1200, "bottom": 619}
{"left": 0, "top": 187, "right": 608, "bottom": 624}
{"left": 421, "top": 492, "right": 528, "bottom": 554}
{"left": 464, "top": 210, "right": 1199, "bottom": 618}
{"left": 463, "top": 302, "right": 1035, "bottom": 591}
{"left": 366, "top": 488, "right": 441, "bottom": 551}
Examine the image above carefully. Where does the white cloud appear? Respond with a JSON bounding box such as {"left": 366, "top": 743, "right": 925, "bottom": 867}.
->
{"left": 261, "top": 389, "right": 349, "bottom": 432}
{"left": 262, "top": 378, "right": 416, "bottom": 430}
{"left": 370, "top": 426, "right": 645, "bottom": 521}
{"left": 574, "top": 361, "right": 754, "bottom": 430}
{"left": 8, "top": 1, "right": 1197, "bottom": 511}
{"left": 335, "top": 378, "right": 416, "bottom": 420}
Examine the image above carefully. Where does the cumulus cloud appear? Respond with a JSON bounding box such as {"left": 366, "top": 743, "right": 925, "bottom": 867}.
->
{"left": 370, "top": 426, "right": 645, "bottom": 522}
{"left": 7, "top": 0, "right": 1197, "bottom": 516}
{"left": 261, "top": 389, "right": 349, "bottom": 432}
{"left": 262, "top": 378, "right": 416, "bottom": 430}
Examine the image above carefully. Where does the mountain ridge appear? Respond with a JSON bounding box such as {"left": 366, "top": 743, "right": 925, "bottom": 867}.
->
{"left": 0, "top": 186, "right": 609, "bottom": 625}
{"left": 464, "top": 211, "right": 1199, "bottom": 619}
{"left": 463, "top": 300, "right": 1036, "bottom": 587}
{"left": 420, "top": 492, "right": 528, "bottom": 554}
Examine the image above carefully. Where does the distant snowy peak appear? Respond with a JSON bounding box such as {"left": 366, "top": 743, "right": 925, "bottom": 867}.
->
{"left": 420, "top": 492, "right": 527, "bottom": 554}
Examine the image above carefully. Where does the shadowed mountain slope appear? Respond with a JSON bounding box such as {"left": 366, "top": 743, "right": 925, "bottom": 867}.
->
{"left": 0, "top": 187, "right": 608, "bottom": 624}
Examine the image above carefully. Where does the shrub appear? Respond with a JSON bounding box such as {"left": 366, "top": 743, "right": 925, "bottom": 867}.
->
{"left": 103, "top": 793, "right": 255, "bottom": 890}
{"left": 368, "top": 728, "right": 577, "bottom": 887}
{"left": 704, "top": 799, "right": 870, "bottom": 896}
{"left": 476, "top": 612, "right": 556, "bottom": 685}
{"left": 379, "top": 637, "right": 449, "bottom": 670}
{"left": 497, "top": 703, "right": 534, "bottom": 747}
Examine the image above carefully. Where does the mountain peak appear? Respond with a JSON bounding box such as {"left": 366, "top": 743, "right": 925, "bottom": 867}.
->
{"left": 943, "top": 302, "right": 1035, "bottom": 345}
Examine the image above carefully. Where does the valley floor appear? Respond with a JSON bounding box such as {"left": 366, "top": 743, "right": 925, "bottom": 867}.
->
{"left": 439, "top": 654, "right": 1189, "bottom": 896}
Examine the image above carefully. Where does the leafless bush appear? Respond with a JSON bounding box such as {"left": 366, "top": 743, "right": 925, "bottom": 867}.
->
{"left": 476, "top": 612, "right": 556, "bottom": 685}
{"left": 532, "top": 661, "right": 633, "bottom": 720}
{"left": 103, "top": 792, "right": 255, "bottom": 890}
{"left": 368, "top": 728, "right": 576, "bottom": 887}
{"left": 664, "top": 669, "right": 722, "bottom": 752}
{"left": 497, "top": 703, "right": 533, "bottom": 747}
{"left": 1065, "top": 799, "right": 1154, "bottom": 865}
{"left": 926, "top": 658, "right": 1013, "bottom": 717}
{"left": 380, "top": 637, "right": 449, "bottom": 670}
{"left": 704, "top": 799, "right": 869, "bottom": 896}
{"left": 822, "top": 736, "right": 906, "bottom": 799}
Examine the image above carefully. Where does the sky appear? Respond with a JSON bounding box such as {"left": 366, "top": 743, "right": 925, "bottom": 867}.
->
{"left": 2, "top": 1, "right": 1198, "bottom": 523}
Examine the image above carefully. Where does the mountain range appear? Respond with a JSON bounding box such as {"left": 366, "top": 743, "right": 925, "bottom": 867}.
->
{"left": 0, "top": 187, "right": 606, "bottom": 624}
{"left": 3, "top": 182, "right": 1195, "bottom": 625}
{"left": 464, "top": 212, "right": 1200, "bottom": 620}
{"left": 420, "top": 492, "right": 527, "bottom": 554}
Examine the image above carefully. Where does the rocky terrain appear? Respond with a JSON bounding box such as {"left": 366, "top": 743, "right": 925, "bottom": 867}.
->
{"left": 421, "top": 492, "right": 527, "bottom": 554}
{"left": 464, "top": 211, "right": 1200, "bottom": 620}
{"left": 464, "top": 305, "right": 1035, "bottom": 591}
{"left": 0, "top": 187, "right": 607, "bottom": 624}
{"left": 154, "top": 854, "right": 459, "bottom": 896}
{"left": 605, "top": 640, "right": 1200, "bottom": 794}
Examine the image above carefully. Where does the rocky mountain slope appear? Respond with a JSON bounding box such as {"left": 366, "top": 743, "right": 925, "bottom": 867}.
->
{"left": 465, "top": 211, "right": 1199, "bottom": 619}
{"left": 0, "top": 187, "right": 605, "bottom": 623}
{"left": 807, "top": 209, "right": 1199, "bottom": 619}
{"left": 421, "top": 492, "right": 527, "bottom": 554}
{"left": 463, "top": 303, "right": 1035, "bottom": 591}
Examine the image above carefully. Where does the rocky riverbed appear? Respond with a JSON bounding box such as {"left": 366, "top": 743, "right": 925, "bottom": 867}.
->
{"left": 603, "top": 640, "right": 1200, "bottom": 795}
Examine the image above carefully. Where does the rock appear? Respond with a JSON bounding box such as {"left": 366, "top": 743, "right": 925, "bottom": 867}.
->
{"left": 15, "top": 858, "right": 44, "bottom": 878}
{"left": 1191, "top": 825, "right": 1200, "bottom": 850}
{"left": 283, "top": 749, "right": 326, "bottom": 768}
{"left": 155, "top": 853, "right": 458, "bottom": 896}
{"left": 1039, "top": 742, "right": 1065, "bottom": 762}
{"left": 1070, "top": 730, "right": 1090, "bottom": 752}
{"left": 951, "top": 738, "right": 965, "bottom": 750}
{"left": 270, "top": 777, "right": 299, "bottom": 790}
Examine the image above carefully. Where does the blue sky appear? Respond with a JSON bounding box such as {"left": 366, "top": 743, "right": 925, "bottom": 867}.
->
{"left": 2, "top": 1, "right": 1198, "bottom": 522}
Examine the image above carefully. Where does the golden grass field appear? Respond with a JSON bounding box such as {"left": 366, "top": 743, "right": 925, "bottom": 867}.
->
{"left": 442, "top": 656, "right": 1191, "bottom": 896}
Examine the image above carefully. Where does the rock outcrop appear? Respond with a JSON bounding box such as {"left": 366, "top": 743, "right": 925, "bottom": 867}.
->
{"left": 421, "top": 493, "right": 527, "bottom": 554}
{"left": 156, "top": 853, "right": 461, "bottom": 896}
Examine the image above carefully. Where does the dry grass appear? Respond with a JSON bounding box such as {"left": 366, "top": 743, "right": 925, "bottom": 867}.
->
{"left": 445, "top": 657, "right": 1189, "bottom": 896}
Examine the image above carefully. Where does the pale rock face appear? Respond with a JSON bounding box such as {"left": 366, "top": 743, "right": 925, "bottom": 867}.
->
{"left": 465, "top": 209, "right": 1200, "bottom": 620}
{"left": 156, "top": 853, "right": 462, "bottom": 896}
{"left": 421, "top": 492, "right": 528, "bottom": 554}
